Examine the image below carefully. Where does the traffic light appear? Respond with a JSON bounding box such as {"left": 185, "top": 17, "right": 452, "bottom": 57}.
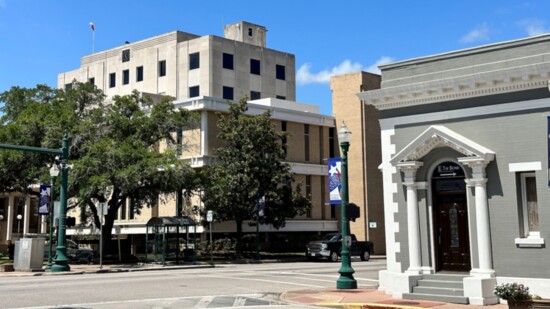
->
{"left": 346, "top": 203, "right": 360, "bottom": 222}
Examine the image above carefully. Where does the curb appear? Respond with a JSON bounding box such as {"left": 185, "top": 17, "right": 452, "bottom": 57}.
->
{"left": 315, "top": 303, "right": 426, "bottom": 309}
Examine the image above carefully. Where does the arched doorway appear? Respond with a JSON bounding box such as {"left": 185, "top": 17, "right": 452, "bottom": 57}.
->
{"left": 432, "top": 161, "right": 470, "bottom": 272}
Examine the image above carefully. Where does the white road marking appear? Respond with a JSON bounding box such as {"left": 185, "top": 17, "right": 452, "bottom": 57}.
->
{"left": 199, "top": 274, "right": 325, "bottom": 288}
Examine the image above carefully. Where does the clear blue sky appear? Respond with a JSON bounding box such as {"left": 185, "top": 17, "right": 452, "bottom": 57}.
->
{"left": 1, "top": 0, "right": 550, "bottom": 115}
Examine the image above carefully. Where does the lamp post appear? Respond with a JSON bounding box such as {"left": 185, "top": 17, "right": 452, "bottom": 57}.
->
{"left": 336, "top": 121, "right": 357, "bottom": 289}
{"left": 16, "top": 214, "right": 22, "bottom": 235}
{"left": 46, "top": 162, "right": 60, "bottom": 270}
{"left": 51, "top": 134, "right": 70, "bottom": 272}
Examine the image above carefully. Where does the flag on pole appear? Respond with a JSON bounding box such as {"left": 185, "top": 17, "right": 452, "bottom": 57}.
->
{"left": 328, "top": 157, "right": 342, "bottom": 204}
{"left": 90, "top": 22, "right": 95, "bottom": 31}
{"left": 38, "top": 184, "right": 51, "bottom": 215}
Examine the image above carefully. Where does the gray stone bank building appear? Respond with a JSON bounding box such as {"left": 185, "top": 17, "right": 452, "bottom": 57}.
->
{"left": 358, "top": 35, "right": 550, "bottom": 304}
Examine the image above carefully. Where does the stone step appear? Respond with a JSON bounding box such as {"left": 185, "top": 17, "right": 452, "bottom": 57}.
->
{"left": 413, "top": 286, "right": 464, "bottom": 297}
{"left": 403, "top": 292, "right": 469, "bottom": 304}
{"left": 422, "top": 274, "right": 467, "bottom": 282}
{"left": 418, "top": 279, "right": 463, "bottom": 289}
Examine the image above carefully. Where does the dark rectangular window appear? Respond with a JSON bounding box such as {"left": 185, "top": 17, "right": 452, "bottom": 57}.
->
{"left": 120, "top": 201, "right": 127, "bottom": 220}
{"left": 306, "top": 175, "right": 312, "bottom": 217}
{"left": 304, "top": 124, "right": 310, "bottom": 162}
{"left": 88, "top": 77, "right": 95, "bottom": 85}
{"left": 321, "top": 177, "right": 326, "bottom": 220}
{"left": 248, "top": 28, "right": 253, "bottom": 36}
{"left": 250, "top": 91, "right": 261, "bottom": 100}
{"left": 276, "top": 64, "right": 286, "bottom": 80}
{"left": 65, "top": 83, "right": 73, "bottom": 90}
{"left": 281, "top": 121, "right": 287, "bottom": 158}
{"left": 129, "top": 199, "right": 135, "bottom": 220}
{"left": 136, "top": 66, "right": 143, "bottom": 82}
{"left": 329, "top": 127, "right": 335, "bottom": 158}
{"left": 223, "top": 53, "right": 234, "bottom": 70}
{"left": 109, "top": 73, "right": 116, "bottom": 88}
{"left": 123, "top": 69, "right": 129, "bottom": 85}
{"left": 331, "top": 204, "right": 336, "bottom": 219}
{"left": 223, "top": 86, "right": 234, "bottom": 100}
{"left": 122, "top": 49, "right": 130, "bottom": 62}
{"left": 276, "top": 95, "right": 286, "bottom": 100}
{"left": 189, "top": 52, "right": 200, "bottom": 70}
{"left": 159, "top": 60, "right": 166, "bottom": 77}
{"left": 250, "top": 59, "right": 260, "bottom": 75}
{"left": 189, "top": 86, "right": 200, "bottom": 98}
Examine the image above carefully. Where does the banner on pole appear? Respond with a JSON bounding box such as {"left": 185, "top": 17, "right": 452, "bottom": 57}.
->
{"left": 328, "top": 157, "right": 342, "bottom": 204}
{"left": 38, "top": 184, "right": 51, "bottom": 215}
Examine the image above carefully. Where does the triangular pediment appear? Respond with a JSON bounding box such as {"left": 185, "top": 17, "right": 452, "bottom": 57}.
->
{"left": 390, "top": 125, "right": 495, "bottom": 165}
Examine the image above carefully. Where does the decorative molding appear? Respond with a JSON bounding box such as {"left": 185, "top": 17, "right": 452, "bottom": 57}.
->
{"left": 509, "top": 161, "right": 542, "bottom": 172}
{"left": 359, "top": 62, "right": 550, "bottom": 110}
{"left": 391, "top": 125, "right": 495, "bottom": 165}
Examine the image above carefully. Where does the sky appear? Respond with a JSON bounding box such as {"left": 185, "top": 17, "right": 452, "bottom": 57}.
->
{"left": 1, "top": 0, "right": 550, "bottom": 116}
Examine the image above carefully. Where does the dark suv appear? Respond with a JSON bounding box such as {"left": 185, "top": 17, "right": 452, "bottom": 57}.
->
{"left": 45, "top": 240, "right": 96, "bottom": 264}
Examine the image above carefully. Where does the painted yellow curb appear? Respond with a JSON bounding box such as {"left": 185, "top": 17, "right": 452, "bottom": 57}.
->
{"left": 315, "top": 302, "right": 426, "bottom": 309}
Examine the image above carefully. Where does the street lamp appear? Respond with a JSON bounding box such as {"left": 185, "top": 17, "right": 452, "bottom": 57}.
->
{"left": 336, "top": 121, "right": 357, "bottom": 289}
{"left": 51, "top": 134, "right": 71, "bottom": 272}
{"left": 16, "top": 214, "right": 22, "bottom": 235}
{"left": 46, "top": 162, "right": 60, "bottom": 270}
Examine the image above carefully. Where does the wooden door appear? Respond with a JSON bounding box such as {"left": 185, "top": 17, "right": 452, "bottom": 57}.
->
{"left": 436, "top": 197, "right": 470, "bottom": 271}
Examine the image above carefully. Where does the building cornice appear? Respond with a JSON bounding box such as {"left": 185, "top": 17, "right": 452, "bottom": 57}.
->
{"left": 174, "top": 96, "right": 335, "bottom": 127}
{"left": 359, "top": 62, "right": 550, "bottom": 110}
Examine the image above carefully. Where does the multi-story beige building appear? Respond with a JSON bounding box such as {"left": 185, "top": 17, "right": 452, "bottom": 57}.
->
{"left": 331, "top": 72, "right": 386, "bottom": 255}
{"left": 52, "top": 21, "right": 339, "bottom": 252}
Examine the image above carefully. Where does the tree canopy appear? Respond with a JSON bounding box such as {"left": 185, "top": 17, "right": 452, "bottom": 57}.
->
{"left": 202, "top": 98, "right": 311, "bottom": 246}
{"left": 0, "top": 82, "right": 198, "bottom": 250}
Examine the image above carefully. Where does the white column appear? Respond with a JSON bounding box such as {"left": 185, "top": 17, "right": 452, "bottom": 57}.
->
{"left": 23, "top": 195, "right": 30, "bottom": 236}
{"left": 40, "top": 215, "right": 47, "bottom": 234}
{"left": 200, "top": 110, "right": 209, "bottom": 156}
{"left": 398, "top": 161, "right": 423, "bottom": 275}
{"left": 6, "top": 194, "right": 14, "bottom": 241}
{"left": 460, "top": 157, "right": 495, "bottom": 277}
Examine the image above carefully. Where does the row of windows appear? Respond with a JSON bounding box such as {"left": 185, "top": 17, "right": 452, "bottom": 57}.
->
{"left": 222, "top": 53, "right": 286, "bottom": 80}
{"left": 108, "top": 66, "right": 145, "bottom": 88}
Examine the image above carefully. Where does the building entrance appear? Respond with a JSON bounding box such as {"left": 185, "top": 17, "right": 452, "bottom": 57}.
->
{"left": 432, "top": 162, "right": 470, "bottom": 272}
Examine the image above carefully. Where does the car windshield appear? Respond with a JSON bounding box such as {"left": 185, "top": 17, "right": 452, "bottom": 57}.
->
{"left": 322, "top": 234, "right": 340, "bottom": 242}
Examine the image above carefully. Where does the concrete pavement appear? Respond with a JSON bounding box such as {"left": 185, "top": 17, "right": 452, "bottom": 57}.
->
{"left": 0, "top": 262, "right": 507, "bottom": 309}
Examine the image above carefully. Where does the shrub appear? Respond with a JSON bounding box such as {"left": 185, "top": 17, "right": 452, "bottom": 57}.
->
{"left": 494, "top": 283, "right": 531, "bottom": 301}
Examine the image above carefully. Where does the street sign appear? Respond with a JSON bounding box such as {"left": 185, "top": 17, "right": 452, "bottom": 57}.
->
{"left": 99, "top": 202, "right": 107, "bottom": 225}
{"left": 206, "top": 210, "right": 213, "bottom": 222}
{"left": 345, "top": 235, "right": 352, "bottom": 247}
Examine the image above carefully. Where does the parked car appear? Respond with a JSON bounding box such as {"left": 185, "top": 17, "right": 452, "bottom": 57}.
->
{"left": 45, "top": 239, "right": 96, "bottom": 264}
{"left": 305, "top": 234, "right": 373, "bottom": 262}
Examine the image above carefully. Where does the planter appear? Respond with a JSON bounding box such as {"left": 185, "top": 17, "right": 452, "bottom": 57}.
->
{"left": 508, "top": 301, "right": 533, "bottom": 309}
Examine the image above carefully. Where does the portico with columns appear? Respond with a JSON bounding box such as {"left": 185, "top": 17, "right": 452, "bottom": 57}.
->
{"left": 387, "top": 125, "right": 498, "bottom": 304}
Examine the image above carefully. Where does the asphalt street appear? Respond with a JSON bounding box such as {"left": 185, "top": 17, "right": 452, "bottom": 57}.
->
{"left": 0, "top": 259, "right": 385, "bottom": 309}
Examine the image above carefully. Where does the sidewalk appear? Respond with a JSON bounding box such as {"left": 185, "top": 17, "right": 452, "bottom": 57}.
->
{"left": 0, "top": 262, "right": 507, "bottom": 309}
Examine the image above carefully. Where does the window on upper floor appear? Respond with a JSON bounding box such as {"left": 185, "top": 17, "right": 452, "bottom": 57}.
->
{"left": 123, "top": 69, "right": 130, "bottom": 85}
{"left": 276, "top": 95, "right": 286, "bottom": 100}
{"left": 65, "top": 83, "right": 73, "bottom": 90}
{"left": 304, "top": 124, "right": 310, "bottom": 162}
{"left": 159, "top": 60, "right": 166, "bottom": 77}
{"left": 519, "top": 172, "right": 539, "bottom": 238}
{"left": 109, "top": 73, "right": 116, "bottom": 88}
{"left": 329, "top": 127, "right": 335, "bottom": 158}
{"left": 136, "top": 66, "right": 143, "bottom": 82}
{"left": 122, "top": 49, "right": 130, "bottom": 63}
{"left": 189, "top": 86, "right": 200, "bottom": 98}
{"left": 250, "top": 59, "right": 260, "bottom": 75}
{"left": 248, "top": 28, "right": 253, "bottom": 36}
{"left": 250, "top": 91, "right": 261, "bottom": 100}
{"left": 223, "top": 86, "right": 234, "bottom": 100}
{"left": 189, "top": 52, "right": 200, "bottom": 70}
{"left": 276, "top": 64, "right": 286, "bottom": 80}
{"left": 88, "top": 77, "right": 95, "bottom": 85}
{"left": 223, "top": 53, "right": 234, "bottom": 70}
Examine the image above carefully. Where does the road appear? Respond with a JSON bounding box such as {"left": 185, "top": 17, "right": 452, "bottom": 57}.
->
{"left": 0, "top": 258, "right": 386, "bottom": 309}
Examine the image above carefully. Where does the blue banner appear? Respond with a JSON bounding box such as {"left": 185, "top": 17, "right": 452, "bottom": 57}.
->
{"left": 38, "top": 184, "right": 51, "bottom": 215}
{"left": 328, "top": 157, "right": 342, "bottom": 204}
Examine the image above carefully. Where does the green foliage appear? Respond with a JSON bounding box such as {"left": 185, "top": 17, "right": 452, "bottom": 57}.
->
{"left": 0, "top": 83, "right": 198, "bottom": 250}
{"left": 202, "top": 98, "right": 311, "bottom": 245}
{"left": 494, "top": 283, "right": 531, "bottom": 301}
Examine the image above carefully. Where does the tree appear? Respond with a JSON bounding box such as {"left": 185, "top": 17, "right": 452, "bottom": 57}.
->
{"left": 0, "top": 82, "right": 198, "bottom": 251}
{"left": 202, "top": 98, "right": 311, "bottom": 249}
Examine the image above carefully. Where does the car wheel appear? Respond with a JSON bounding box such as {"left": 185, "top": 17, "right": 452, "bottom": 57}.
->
{"left": 329, "top": 251, "right": 339, "bottom": 262}
{"left": 360, "top": 250, "right": 370, "bottom": 261}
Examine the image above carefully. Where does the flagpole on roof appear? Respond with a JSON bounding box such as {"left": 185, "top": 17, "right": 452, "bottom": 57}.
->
{"left": 90, "top": 22, "right": 95, "bottom": 53}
